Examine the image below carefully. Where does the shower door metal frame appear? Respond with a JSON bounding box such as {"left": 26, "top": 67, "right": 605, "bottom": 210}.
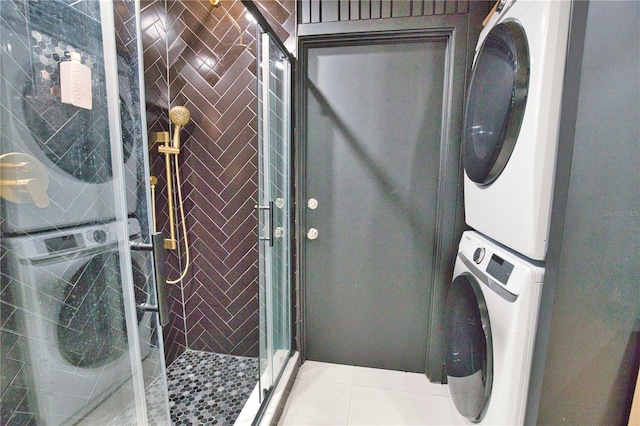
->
{"left": 256, "top": 26, "right": 295, "bottom": 405}
{"left": 0, "top": 1, "right": 171, "bottom": 423}
{"left": 101, "top": 2, "right": 173, "bottom": 423}
{"left": 101, "top": 4, "right": 147, "bottom": 422}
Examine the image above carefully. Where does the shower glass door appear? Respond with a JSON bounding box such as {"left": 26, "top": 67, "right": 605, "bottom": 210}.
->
{"left": 0, "top": 1, "right": 170, "bottom": 424}
{"left": 257, "top": 30, "right": 292, "bottom": 401}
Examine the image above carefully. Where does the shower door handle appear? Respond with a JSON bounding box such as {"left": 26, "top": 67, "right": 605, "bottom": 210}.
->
{"left": 257, "top": 201, "right": 274, "bottom": 247}
{"left": 130, "top": 232, "right": 170, "bottom": 326}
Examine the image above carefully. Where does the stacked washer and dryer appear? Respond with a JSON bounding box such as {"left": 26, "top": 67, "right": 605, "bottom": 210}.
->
{"left": 444, "top": 0, "right": 571, "bottom": 424}
{"left": 1, "top": 1, "right": 152, "bottom": 424}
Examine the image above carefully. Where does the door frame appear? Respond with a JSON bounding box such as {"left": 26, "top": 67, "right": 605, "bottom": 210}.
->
{"left": 295, "top": 14, "right": 470, "bottom": 381}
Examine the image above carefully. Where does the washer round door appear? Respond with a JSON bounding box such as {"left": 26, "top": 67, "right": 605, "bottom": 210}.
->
{"left": 462, "top": 20, "right": 529, "bottom": 185}
{"left": 57, "top": 251, "right": 148, "bottom": 368}
{"left": 445, "top": 273, "right": 493, "bottom": 422}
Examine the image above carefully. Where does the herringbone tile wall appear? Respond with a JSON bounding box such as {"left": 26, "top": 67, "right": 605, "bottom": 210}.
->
{"left": 140, "top": 0, "right": 294, "bottom": 365}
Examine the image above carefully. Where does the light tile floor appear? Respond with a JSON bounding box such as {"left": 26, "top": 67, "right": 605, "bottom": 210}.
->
{"left": 278, "top": 361, "right": 462, "bottom": 425}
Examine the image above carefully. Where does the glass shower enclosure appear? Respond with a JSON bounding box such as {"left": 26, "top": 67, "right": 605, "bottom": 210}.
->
{"left": 0, "top": 1, "right": 170, "bottom": 424}
{"left": 257, "top": 28, "right": 293, "bottom": 403}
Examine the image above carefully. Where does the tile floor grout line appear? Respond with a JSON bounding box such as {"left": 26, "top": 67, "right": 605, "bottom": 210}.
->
{"left": 345, "top": 381, "right": 354, "bottom": 426}
{"left": 351, "top": 383, "right": 450, "bottom": 395}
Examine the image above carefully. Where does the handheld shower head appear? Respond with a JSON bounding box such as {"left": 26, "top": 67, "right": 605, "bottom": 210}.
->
{"left": 169, "top": 106, "right": 191, "bottom": 127}
{"left": 169, "top": 106, "right": 190, "bottom": 149}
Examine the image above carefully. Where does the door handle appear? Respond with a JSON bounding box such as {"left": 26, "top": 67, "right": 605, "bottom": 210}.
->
{"left": 256, "top": 201, "right": 274, "bottom": 247}
{"left": 130, "top": 232, "right": 170, "bottom": 326}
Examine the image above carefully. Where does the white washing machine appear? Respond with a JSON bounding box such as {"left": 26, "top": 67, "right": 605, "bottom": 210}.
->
{"left": 2, "top": 219, "right": 155, "bottom": 425}
{"left": 444, "top": 231, "right": 544, "bottom": 424}
{"left": 462, "top": 0, "right": 571, "bottom": 260}
{"left": 0, "top": 0, "right": 139, "bottom": 233}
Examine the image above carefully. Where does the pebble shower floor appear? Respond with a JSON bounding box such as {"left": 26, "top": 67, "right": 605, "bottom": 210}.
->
{"left": 166, "top": 350, "right": 259, "bottom": 425}
{"left": 111, "top": 350, "right": 258, "bottom": 425}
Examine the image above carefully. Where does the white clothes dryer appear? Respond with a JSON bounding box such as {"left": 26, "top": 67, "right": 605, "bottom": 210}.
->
{"left": 462, "top": 0, "right": 571, "bottom": 260}
{"left": 444, "top": 231, "right": 544, "bottom": 424}
{"left": 0, "top": 0, "right": 139, "bottom": 233}
{"left": 2, "top": 219, "right": 155, "bottom": 425}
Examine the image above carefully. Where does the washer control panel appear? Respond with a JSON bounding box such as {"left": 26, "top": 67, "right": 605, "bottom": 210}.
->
{"left": 43, "top": 233, "right": 84, "bottom": 253}
{"left": 458, "top": 231, "right": 536, "bottom": 297}
{"left": 6, "top": 219, "right": 142, "bottom": 261}
{"left": 486, "top": 253, "right": 515, "bottom": 285}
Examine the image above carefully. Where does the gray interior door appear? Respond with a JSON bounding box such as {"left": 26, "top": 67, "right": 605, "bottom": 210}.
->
{"left": 302, "top": 38, "right": 448, "bottom": 373}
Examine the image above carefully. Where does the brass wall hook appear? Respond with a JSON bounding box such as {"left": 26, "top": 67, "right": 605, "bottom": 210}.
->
{"left": 0, "top": 153, "right": 50, "bottom": 208}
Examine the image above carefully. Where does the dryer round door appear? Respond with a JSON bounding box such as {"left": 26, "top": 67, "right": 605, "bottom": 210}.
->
{"left": 462, "top": 20, "right": 529, "bottom": 185}
{"left": 445, "top": 273, "right": 493, "bottom": 422}
{"left": 21, "top": 75, "right": 135, "bottom": 184}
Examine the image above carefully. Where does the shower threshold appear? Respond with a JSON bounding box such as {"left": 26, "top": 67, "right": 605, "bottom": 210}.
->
{"left": 236, "top": 351, "right": 300, "bottom": 425}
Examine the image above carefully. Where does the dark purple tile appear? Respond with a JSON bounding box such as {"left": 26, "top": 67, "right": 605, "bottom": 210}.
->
{"left": 227, "top": 280, "right": 259, "bottom": 314}
{"left": 218, "top": 107, "right": 257, "bottom": 150}
{"left": 222, "top": 195, "right": 257, "bottom": 235}
{"left": 227, "top": 295, "right": 259, "bottom": 330}
{"left": 212, "top": 49, "right": 256, "bottom": 97}
{"left": 225, "top": 252, "right": 258, "bottom": 288}
{"left": 213, "top": 69, "right": 255, "bottom": 112}
{"left": 225, "top": 232, "right": 259, "bottom": 267}
{"left": 235, "top": 336, "right": 259, "bottom": 357}
{"left": 220, "top": 162, "right": 257, "bottom": 204}
{"left": 143, "top": 0, "right": 294, "bottom": 361}
{"left": 218, "top": 122, "right": 257, "bottom": 166}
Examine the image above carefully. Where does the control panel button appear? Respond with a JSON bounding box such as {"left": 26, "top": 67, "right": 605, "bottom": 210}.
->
{"left": 93, "top": 229, "right": 107, "bottom": 244}
{"left": 473, "top": 247, "right": 486, "bottom": 264}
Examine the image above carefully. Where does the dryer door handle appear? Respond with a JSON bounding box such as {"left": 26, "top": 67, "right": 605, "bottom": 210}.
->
{"left": 130, "top": 232, "right": 170, "bottom": 326}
